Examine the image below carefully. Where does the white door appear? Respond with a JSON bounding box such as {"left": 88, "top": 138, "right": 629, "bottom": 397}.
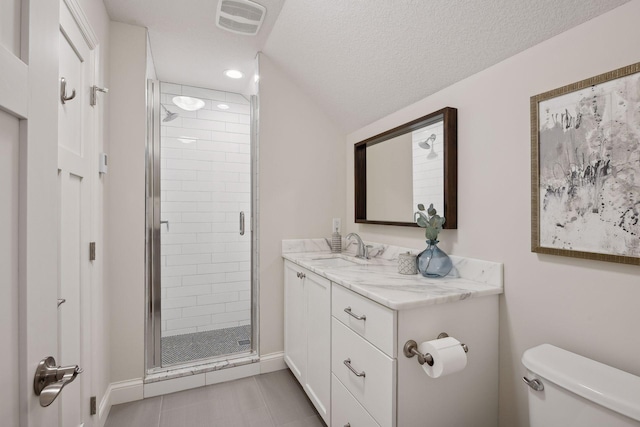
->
{"left": 58, "top": 1, "right": 94, "bottom": 426}
{"left": 0, "top": 81, "right": 21, "bottom": 427}
{"left": 1, "top": 0, "right": 59, "bottom": 425}
{"left": 0, "top": 0, "right": 96, "bottom": 425}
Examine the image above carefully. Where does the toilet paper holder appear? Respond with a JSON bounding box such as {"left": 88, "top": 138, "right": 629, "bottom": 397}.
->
{"left": 403, "top": 333, "right": 469, "bottom": 366}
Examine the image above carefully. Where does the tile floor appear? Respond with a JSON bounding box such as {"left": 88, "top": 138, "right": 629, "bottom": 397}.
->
{"left": 104, "top": 369, "right": 324, "bottom": 427}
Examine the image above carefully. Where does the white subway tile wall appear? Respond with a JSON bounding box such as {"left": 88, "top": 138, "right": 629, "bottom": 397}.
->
{"left": 412, "top": 122, "right": 445, "bottom": 214}
{"left": 160, "top": 82, "right": 251, "bottom": 337}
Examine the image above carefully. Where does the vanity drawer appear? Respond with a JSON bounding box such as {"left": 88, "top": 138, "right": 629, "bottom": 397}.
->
{"left": 332, "top": 374, "right": 381, "bottom": 427}
{"left": 332, "top": 284, "right": 396, "bottom": 356}
{"left": 332, "top": 317, "right": 396, "bottom": 427}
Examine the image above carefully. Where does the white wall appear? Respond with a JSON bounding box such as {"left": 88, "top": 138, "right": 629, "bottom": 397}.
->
{"left": 345, "top": 2, "right": 640, "bottom": 426}
{"left": 159, "top": 82, "right": 252, "bottom": 336}
{"left": 107, "top": 22, "right": 149, "bottom": 383}
{"left": 258, "top": 53, "right": 346, "bottom": 355}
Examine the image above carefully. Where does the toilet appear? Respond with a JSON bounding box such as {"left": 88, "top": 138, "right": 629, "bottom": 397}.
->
{"left": 522, "top": 344, "right": 640, "bottom": 427}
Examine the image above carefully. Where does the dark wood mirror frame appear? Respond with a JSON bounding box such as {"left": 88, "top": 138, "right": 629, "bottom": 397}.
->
{"left": 354, "top": 107, "right": 457, "bottom": 228}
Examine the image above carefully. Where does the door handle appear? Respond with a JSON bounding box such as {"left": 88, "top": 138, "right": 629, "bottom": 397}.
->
{"left": 34, "top": 356, "right": 83, "bottom": 407}
{"left": 90, "top": 85, "right": 109, "bottom": 106}
{"left": 60, "top": 77, "right": 76, "bottom": 104}
{"left": 160, "top": 220, "right": 169, "bottom": 232}
{"left": 239, "top": 211, "right": 245, "bottom": 236}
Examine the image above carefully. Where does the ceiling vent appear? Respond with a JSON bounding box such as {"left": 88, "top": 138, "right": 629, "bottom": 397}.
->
{"left": 216, "top": 0, "right": 266, "bottom": 36}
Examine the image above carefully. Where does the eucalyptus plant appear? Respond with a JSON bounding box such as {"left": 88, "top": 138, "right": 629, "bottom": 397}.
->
{"left": 415, "top": 203, "right": 446, "bottom": 242}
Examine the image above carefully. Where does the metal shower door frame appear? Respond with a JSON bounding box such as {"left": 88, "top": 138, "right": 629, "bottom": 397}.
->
{"left": 144, "top": 79, "right": 259, "bottom": 374}
{"left": 145, "top": 79, "right": 162, "bottom": 370}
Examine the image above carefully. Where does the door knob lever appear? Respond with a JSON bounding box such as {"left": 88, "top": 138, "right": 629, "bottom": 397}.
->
{"left": 90, "top": 85, "right": 109, "bottom": 106}
{"left": 34, "top": 356, "right": 82, "bottom": 407}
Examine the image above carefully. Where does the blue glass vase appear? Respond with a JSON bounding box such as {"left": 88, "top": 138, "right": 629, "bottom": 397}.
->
{"left": 416, "top": 240, "right": 452, "bottom": 278}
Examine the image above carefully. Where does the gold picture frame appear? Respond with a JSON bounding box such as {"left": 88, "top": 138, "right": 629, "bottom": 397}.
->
{"left": 531, "top": 62, "right": 640, "bottom": 265}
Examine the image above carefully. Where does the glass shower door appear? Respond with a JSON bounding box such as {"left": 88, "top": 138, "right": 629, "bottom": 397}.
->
{"left": 146, "top": 79, "right": 254, "bottom": 369}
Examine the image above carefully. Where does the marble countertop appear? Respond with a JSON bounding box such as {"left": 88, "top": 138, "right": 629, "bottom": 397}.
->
{"left": 282, "top": 239, "right": 503, "bottom": 310}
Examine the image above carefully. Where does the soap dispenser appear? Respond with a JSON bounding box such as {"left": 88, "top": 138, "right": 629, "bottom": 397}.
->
{"left": 331, "top": 218, "right": 342, "bottom": 253}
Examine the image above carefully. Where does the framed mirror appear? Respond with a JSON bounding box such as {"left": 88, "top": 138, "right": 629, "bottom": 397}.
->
{"left": 354, "top": 107, "right": 457, "bottom": 228}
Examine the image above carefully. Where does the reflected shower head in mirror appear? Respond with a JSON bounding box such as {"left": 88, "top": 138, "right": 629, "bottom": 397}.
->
{"left": 418, "top": 134, "right": 437, "bottom": 149}
{"left": 161, "top": 104, "right": 179, "bottom": 122}
{"left": 427, "top": 143, "right": 438, "bottom": 159}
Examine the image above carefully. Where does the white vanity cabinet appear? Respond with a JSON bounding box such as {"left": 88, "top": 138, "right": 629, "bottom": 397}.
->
{"left": 331, "top": 283, "right": 397, "bottom": 427}
{"left": 283, "top": 260, "right": 331, "bottom": 424}
{"left": 282, "top": 247, "right": 501, "bottom": 427}
{"left": 332, "top": 284, "right": 499, "bottom": 427}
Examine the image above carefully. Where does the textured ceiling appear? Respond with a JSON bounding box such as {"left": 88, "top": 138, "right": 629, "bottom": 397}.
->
{"left": 103, "top": 0, "right": 285, "bottom": 93}
{"left": 103, "top": 0, "right": 630, "bottom": 131}
{"left": 263, "top": 0, "right": 630, "bottom": 131}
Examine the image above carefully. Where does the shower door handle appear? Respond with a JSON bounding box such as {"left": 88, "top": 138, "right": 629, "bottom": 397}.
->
{"left": 239, "top": 211, "right": 245, "bottom": 236}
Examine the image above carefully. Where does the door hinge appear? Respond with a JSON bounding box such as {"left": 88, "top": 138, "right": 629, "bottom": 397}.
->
{"left": 90, "top": 396, "right": 97, "bottom": 415}
{"left": 89, "top": 242, "right": 96, "bottom": 261}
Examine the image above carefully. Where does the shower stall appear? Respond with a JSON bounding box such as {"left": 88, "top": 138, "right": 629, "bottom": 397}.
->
{"left": 145, "top": 80, "right": 258, "bottom": 373}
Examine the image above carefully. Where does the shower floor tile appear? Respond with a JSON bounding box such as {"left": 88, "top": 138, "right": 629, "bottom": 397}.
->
{"left": 162, "top": 325, "right": 251, "bottom": 366}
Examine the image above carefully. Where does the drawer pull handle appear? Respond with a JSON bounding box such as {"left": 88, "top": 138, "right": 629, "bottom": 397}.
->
{"left": 296, "top": 272, "right": 306, "bottom": 279}
{"left": 344, "top": 307, "right": 366, "bottom": 321}
{"left": 344, "top": 358, "right": 366, "bottom": 378}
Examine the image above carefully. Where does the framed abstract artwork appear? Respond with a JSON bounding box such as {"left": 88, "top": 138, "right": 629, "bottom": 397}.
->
{"left": 531, "top": 62, "right": 640, "bottom": 265}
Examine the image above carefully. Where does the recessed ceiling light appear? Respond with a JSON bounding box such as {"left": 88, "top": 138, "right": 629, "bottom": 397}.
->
{"left": 224, "top": 69, "right": 244, "bottom": 79}
{"left": 217, "top": 104, "right": 230, "bottom": 110}
{"left": 172, "top": 96, "right": 205, "bottom": 111}
{"left": 178, "top": 138, "right": 196, "bottom": 144}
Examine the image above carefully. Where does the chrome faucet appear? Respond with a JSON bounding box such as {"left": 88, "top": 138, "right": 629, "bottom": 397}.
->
{"left": 346, "top": 232, "right": 368, "bottom": 259}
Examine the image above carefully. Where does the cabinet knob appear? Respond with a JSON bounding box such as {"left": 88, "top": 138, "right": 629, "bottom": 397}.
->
{"left": 300, "top": 273, "right": 305, "bottom": 279}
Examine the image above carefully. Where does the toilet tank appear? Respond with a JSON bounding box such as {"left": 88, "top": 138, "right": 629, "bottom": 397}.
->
{"left": 522, "top": 344, "right": 640, "bottom": 427}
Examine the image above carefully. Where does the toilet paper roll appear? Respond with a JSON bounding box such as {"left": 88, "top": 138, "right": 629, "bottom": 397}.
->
{"left": 418, "top": 336, "right": 467, "bottom": 378}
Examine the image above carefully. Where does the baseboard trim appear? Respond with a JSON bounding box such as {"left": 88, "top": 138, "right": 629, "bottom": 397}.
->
{"left": 98, "top": 378, "right": 144, "bottom": 426}
{"left": 260, "top": 351, "right": 286, "bottom": 374}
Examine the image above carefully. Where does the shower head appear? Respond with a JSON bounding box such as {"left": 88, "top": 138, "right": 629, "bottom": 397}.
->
{"left": 418, "top": 134, "right": 437, "bottom": 150}
{"left": 161, "top": 104, "right": 179, "bottom": 122}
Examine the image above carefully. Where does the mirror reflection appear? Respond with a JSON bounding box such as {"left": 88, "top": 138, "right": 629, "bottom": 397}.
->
{"left": 354, "top": 107, "right": 457, "bottom": 228}
{"left": 366, "top": 120, "right": 444, "bottom": 222}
